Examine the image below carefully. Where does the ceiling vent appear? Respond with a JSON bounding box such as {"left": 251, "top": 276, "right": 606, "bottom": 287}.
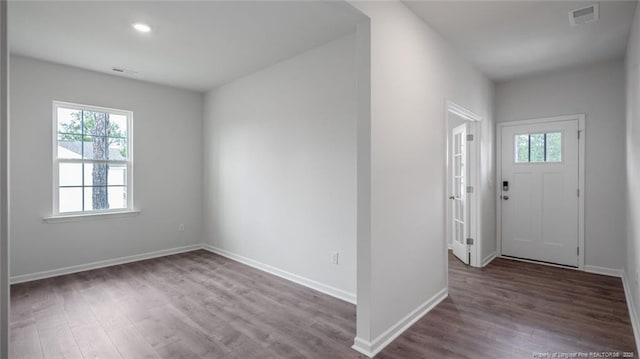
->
{"left": 111, "top": 67, "right": 139, "bottom": 75}
{"left": 569, "top": 3, "right": 599, "bottom": 27}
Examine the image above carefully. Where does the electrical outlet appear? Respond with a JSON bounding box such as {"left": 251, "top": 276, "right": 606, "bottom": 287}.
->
{"left": 178, "top": 224, "right": 185, "bottom": 232}
{"left": 331, "top": 251, "right": 339, "bottom": 265}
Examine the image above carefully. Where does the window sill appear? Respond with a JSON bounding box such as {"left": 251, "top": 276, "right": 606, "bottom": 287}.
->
{"left": 43, "top": 210, "right": 141, "bottom": 224}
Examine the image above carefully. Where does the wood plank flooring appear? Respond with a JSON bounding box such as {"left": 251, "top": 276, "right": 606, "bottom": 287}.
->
{"left": 9, "top": 250, "right": 637, "bottom": 358}
{"left": 378, "top": 253, "right": 637, "bottom": 359}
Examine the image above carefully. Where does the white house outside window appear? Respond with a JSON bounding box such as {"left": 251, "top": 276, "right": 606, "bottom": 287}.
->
{"left": 53, "top": 101, "right": 132, "bottom": 215}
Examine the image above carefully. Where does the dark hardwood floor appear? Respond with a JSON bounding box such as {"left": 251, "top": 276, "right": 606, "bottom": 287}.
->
{"left": 378, "top": 253, "right": 637, "bottom": 359}
{"left": 9, "top": 250, "right": 637, "bottom": 358}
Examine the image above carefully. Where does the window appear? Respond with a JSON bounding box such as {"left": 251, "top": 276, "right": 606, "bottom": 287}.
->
{"left": 53, "top": 101, "right": 132, "bottom": 215}
{"left": 515, "top": 132, "right": 562, "bottom": 163}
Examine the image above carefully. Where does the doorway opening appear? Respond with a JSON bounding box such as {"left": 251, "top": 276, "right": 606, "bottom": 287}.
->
{"left": 445, "top": 101, "right": 482, "bottom": 267}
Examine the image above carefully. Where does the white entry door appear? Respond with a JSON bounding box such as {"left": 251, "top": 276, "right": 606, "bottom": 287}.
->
{"left": 500, "top": 119, "right": 580, "bottom": 267}
{"left": 451, "top": 123, "right": 469, "bottom": 264}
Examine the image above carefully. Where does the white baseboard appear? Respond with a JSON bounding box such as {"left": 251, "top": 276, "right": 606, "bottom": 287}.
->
{"left": 10, "top": 244, "right": 202, "bottom": 284}
{"left": 482, "top": 251, "right": 497, "bottom": 267}
{"left": 352, "top": 337, "right": 374, "bottom": 357}
{"left": 201, "top": 244, "right": 356, "bottom": 304}
{"left": 351, "top": 287, "right": 448, "bottom": 357}
{"left": 584, "top": 265, "right": 624, "bottom": 278}
{"left": 621, "top": 271, "right": 640, "bottom": 351}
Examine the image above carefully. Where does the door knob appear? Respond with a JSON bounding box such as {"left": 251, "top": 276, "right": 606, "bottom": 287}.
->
{"left": 449, "top": 196, "right": 455, "bottom": 200}
{"left": 503, "top": 195, "right": 509, "bottom": 200}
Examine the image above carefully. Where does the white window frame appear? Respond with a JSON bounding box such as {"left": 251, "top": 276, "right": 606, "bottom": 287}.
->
{"left": 50, "top": 101, "right": 134, "bottom": 219}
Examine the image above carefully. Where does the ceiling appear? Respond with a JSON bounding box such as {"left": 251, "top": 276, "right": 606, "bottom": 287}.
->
{"left": 404, "top": 0, "right": 638, "bottom": 82}
{"left": 8, "top": 1, "right": 365, "bottom": 92}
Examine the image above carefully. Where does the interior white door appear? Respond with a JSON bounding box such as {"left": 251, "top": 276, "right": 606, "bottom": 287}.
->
{"left": 501, "top": 119, "right": 579, "bottom": 267}
{"left": 451, "top": 123, "right": 469, "bottom": 264}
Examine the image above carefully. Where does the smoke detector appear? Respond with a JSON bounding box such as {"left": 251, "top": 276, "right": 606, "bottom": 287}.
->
{"left": 569, "top": 3, "right": 599, "bottom": 27}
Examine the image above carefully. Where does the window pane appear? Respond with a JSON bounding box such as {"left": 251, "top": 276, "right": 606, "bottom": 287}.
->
{"left": 83, "top": 110, "right": 100, "bottom": 135}
{"left": 108, "top": 114, "right": 127, "bottom": 138}
{"left": 84, "top": 110, "right": 109, "bottom": 141}
{"left": 59, "top": 163, "right": 82, "bottom": 186}
{"left": 83, "top": 186, "right": 127, "bottom": 210}
{"left": 84, "top": 186, "right": 109, "bottom": 210}
{"left": 59, "top": 187, "right": 82, "bottom": 213}
{"left": 84, "top": 163, "right": 109, "bottom": 187}
{"left": 546, "top": 132, "right": 562, "bottom": 162}
{"left": 530, "top": 133, "right": 545, "bottom": 162}
{"left": 85, "top": 163, "right": 127, "bottom": 186}
{"left": 109, "top": 137, "right": 128, "bottom": 160}
{"left": 82, "top": 136, "right": 107, "bottom": 160}
{"left": 57, "top": 136, "right": 83, "bottom": 159}
{"left": 79, "top": 136, "right": 127, "bottom": 160}
{"left": 108, "top": 164, "right": 127, "bottom": 186}
{"left": 515, "top": 134, "right": 529, "bottom": 163}
{"left": 57, "top": 107, "right": 82, "bottom": 135}
{"left": 108, "top": 186, "right": 127, "bottom": 209}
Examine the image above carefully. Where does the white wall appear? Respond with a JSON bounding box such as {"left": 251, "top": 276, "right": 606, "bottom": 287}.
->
{"left": 9, "top": 56, "right": 204, "bottom": 278}
{"left": 348, "top": 1, "right": 495, "bottom": 355}
{"left": 625, "top": 2, "right": 640, "bottom": 344}
{"left": 496, "top": 60, "right": 626, "bottom": 271}
{"left": 203, "top": 34, "right": 358, "bottom": 300}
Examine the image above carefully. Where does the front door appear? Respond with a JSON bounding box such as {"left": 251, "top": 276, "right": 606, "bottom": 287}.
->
{"left": 451, "top": 123, "right": 469, "bottom": 264}
{"left": 500, "top": 119, "right": 580, "bottom": 267}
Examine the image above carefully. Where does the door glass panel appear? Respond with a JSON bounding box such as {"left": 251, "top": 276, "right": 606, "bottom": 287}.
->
{"left": 546, "top": 132, "right": 562, "bottom": 162}
{"left": 454, "top": 133, "right": 462, "bottom": 155}
{"left": 456, "top": 221, "right": 464, "bottom": 244}
{"left": 515, "top": 134, "right": 529, "bottom": 163}
{"left": 454, "top": 177, "right": 462, "bottom": 197}
{"left": 530, "top": 134, "right": 545, "bottom": 162}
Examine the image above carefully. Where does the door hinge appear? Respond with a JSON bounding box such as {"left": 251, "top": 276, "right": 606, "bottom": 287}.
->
{"left": 466, "top": 186, "right": 474, "bottom": 194}
{"left": 577, "top": 189, "right": 580, "bottom": 197}
{"left": 577, "top": 247, "right": 580, "bottom": 256}
{"left": 466, "top": 238, "right": 474, "bottom": 245}
{"left": 578, "top": 130, "right": 581, "bottom": 139}
{"left": 466, "top": 134, "right": 474, "bottom": 141}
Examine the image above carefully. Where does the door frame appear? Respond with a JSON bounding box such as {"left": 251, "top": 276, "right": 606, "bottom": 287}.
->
{"left": 496, "top": 114, "right": 586, "bottom": 270}
{"left": 444, "top": 100, "right": 482, "bottom": 267}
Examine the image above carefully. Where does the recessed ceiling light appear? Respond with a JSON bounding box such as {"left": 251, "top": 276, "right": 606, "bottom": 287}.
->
{"left": 132, "top": 23, "right": 151, "bottom": 33}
